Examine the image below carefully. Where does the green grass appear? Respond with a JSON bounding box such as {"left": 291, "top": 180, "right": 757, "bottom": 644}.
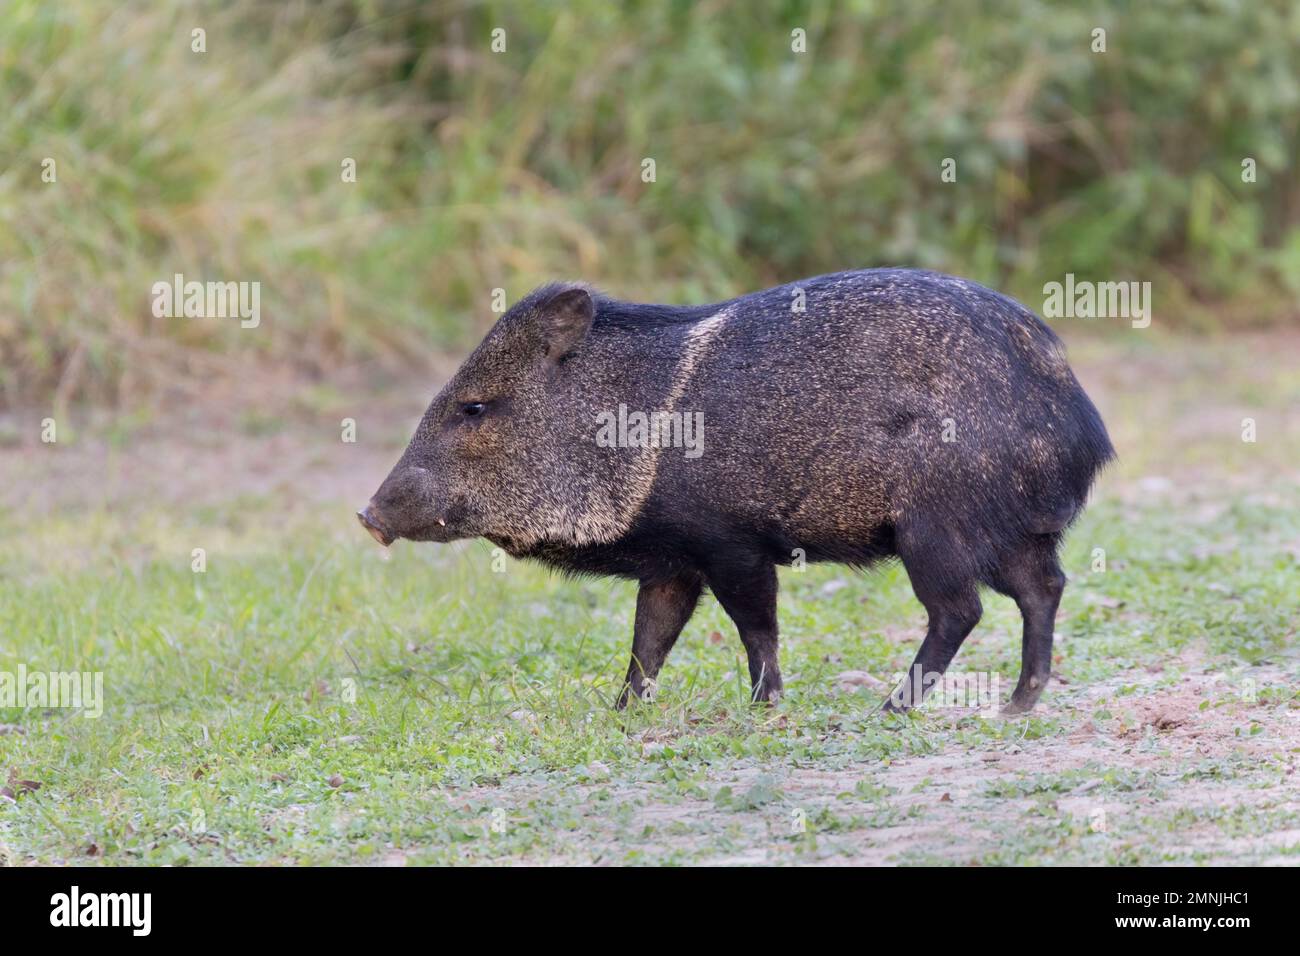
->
{"left": 1, "top": 478, "right": 1296, "bottom": 865}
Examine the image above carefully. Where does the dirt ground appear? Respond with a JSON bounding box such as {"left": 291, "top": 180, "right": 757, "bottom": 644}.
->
{"left": 439, "top": 653, "right": 1297, "bottom": 865}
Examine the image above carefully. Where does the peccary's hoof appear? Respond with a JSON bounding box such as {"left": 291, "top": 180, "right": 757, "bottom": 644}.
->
{"left": 1002, "top": 673, "right": 1049, "bottom": 716}
{"left": 615, "top": 678, "right": 657, "bottom": 710}
{"left": 1000, "top": 692, "right": 1044, "bottom": 717}
{"left": 879, "top": 680, "right": 917, "bottom": 715}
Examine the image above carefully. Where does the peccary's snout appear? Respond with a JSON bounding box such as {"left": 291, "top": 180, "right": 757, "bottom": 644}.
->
{"left": 356, "top": 505, "right": 393, "bottom": 546}
{"left": 358, "top": 465, "right": 440, "bottom": 545}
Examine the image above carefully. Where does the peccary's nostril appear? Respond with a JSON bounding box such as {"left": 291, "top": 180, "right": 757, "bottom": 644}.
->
{"left": 356, "top": 505, "right": 394, "bottom": 546}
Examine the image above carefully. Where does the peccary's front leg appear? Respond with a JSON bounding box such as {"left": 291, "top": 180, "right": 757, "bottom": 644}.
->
{"left": 707, "top": 560, "right": 784, "bottom": 704}
{"left": 616, "top": 573, "right": 703, "bottom": 708}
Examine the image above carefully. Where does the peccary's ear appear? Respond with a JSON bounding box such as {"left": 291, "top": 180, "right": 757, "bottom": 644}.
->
{"left": 537, "top": 287, "right": 593, "bottom": 361}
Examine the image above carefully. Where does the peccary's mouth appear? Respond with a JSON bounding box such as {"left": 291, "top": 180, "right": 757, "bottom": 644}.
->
{"left": 356, "top": 507, "right": 396, "bottom": 547}
{"left": 401, "top": 517, "right": 455, "bottom": 543}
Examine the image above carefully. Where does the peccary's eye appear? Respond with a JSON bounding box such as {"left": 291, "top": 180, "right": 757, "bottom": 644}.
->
{"left": 461, "top": 402, "right": 485, "bottom": 417}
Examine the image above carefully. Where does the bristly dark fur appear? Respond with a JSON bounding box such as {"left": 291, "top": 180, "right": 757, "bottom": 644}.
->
{"left": 364, "top": 268, "right": 1115, "bottom": 714}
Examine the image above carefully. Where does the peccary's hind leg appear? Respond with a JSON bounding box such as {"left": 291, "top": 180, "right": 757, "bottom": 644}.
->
{"left": 707, "top": 560, "right": 784, "bottom": 704}
{"left": 883, "top": 527, "right": 983, "bottom": 712}
{"left": 616, "top": 573, "right": 703, "bottom": 709}
{"left": 987, "top": 536, "right": 1066, "bottom": 715}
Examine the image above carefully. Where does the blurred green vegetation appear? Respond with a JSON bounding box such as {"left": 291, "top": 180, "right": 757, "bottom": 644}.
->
{"left": 2, "top": 0, "right": 1298, "bottom": 408}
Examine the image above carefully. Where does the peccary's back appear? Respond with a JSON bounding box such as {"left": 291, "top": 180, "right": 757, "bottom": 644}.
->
{"left": 606, "top": 269, "right": 1113, "bottom": 566}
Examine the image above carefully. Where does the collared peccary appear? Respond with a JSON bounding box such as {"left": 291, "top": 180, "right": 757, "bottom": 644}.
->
{"left": 359, "top": 269, "right": 1113, "bottom": 714}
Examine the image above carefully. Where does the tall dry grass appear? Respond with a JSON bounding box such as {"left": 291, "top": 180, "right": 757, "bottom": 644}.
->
{"left": 2, "top": 0, "right": 1297, "bottom": 410}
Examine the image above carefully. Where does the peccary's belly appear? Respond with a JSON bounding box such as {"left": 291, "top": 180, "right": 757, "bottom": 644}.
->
{"left": 663, "top": 431, "right": 898, "bottom": 555}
